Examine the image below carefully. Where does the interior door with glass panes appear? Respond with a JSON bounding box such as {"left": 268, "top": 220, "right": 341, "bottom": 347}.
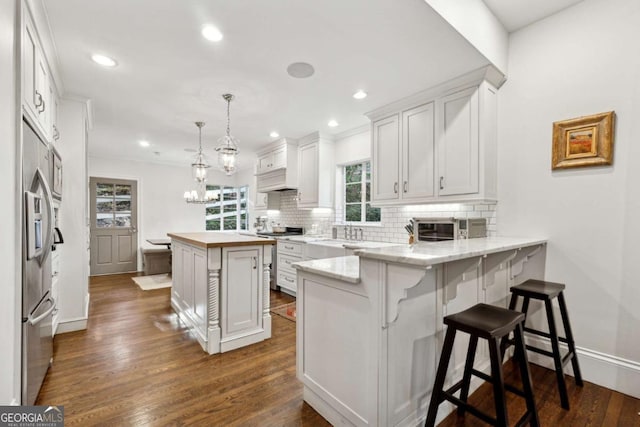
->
{"left": 89, "top": 177, "right": 138, "bottom": 275}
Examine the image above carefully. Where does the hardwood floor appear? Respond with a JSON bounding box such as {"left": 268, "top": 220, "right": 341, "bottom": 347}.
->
{"left": 437, "top": 360, "right": 640, "bottom": 426}
{"left": 37, "top": 273, "right": 328, "bottom": 426}
{"left": 37, "top": 273, "right": 639, "bottom": 426}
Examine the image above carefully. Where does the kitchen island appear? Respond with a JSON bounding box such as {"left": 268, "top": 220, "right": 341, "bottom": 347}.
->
{"left": 293, "top": 237, "right": 547, "bottom": 426}
{"left": 168, "top": 232, "right": 275, "bottom": 354}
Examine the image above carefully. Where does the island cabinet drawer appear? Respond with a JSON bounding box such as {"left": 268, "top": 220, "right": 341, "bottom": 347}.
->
{"left": 277, "top": 240, "right": 303, "bottom": 256}
{"left": 278, "top": 271, "right": 297, "bottom": 291}
{"left": 278, "top": 253, "right": 302, "bottom": 274}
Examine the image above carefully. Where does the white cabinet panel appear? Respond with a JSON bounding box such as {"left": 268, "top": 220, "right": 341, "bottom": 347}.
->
{"left": 438, "top": 87, "right": 479, "bottom": 196}
{"left": 222, "top": 248, "right": 260, "bottom": 337}
{"left": 297, "top": 142, "right": 318, "bottom": 206}
{"left": 372, "top": 114, "right": 400, "bottom": 202}
{"left": 193, "top": 249, "right": 208, "bottom": 331}
{"left": 402, "top": 103, "right": 435, "bottom": 201}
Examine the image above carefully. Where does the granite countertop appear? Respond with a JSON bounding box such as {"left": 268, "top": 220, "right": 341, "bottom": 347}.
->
{"left": 292, "top": 256, "right": 360, "bottom": 284}
{"left": 355, "top": 236, "right": 547, "bottom": 267}
{"left": 168, "top": 232, "right": 275, "bottom": 248}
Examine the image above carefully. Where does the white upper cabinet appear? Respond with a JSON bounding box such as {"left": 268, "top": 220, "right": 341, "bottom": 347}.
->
{"left": 297, "top": 132, "right": 334, "bottom": 209}
{"left": 21, "top": 3, "right": 60, "bottom": 144}
{"left": 372, "top": 114, "right": 401, "bottom": 202}
{"left": 254, "top": 191, "right": 280, "bottom": 211}
{"left": 371, "top": 103, "right": 435, "bottom": 204}
{"left": 255, "top": 138, "right": 298, "bottom": 192}
{"left": 367, "top": 68, "right": 499, "bottom": 205}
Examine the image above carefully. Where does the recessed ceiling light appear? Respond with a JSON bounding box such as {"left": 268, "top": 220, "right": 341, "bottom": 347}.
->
{"left": 139, "top": 140, "right": 150, "bottom": 147}
{"left": 328, "top": 120, "right": 339, "bottom": 128}
{"left": 287, "top": 62, "right": 315, "bottom": 78}
{"left": 269, "top": 131, "right": 279, "bottom": 138}
{"left": 91, "top": 54, "right": 117, "bottom": 67}
{"left": 202, "top": 25, "right": 223, "bottom": 42}
{"left": 353, "top": 90, "right": 368, "bottom": 100}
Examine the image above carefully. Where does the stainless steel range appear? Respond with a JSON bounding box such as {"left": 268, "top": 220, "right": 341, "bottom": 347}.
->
{"left": 257, "top": 227, "right": 303, "bottom": 290}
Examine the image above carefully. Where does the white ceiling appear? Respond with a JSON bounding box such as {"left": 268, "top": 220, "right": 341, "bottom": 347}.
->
{"left": 43, "top": 0, "right": 489, "bottom": 167}
{"left": 483, "top": 0, "right": 585, "bottom": 32}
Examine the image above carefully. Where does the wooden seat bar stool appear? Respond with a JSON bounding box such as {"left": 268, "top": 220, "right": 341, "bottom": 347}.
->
{"left": 425, "top": 303, "right": 539, "bottom": 427}
{"left": 500, "top": 279, "right": 583, "bottom": 410}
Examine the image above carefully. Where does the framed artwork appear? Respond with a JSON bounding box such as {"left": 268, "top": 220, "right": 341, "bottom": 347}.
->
{"left": 552, "top": 111, "right": 615, "bottom": 169}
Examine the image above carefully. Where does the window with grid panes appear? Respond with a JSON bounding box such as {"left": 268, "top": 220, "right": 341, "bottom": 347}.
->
{"left": 344, "top": 162, "right": 380, "bottom": 223}
{"left": 205, "top": 185, "right": 249, "bottom": 231}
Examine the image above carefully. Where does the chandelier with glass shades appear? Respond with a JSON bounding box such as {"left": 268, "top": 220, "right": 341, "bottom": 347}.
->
{"left": 215, "top": 93, "right": 239, "bottom": 176}
{"left": 184, "top": 121, "right": 219, "bottom": 204}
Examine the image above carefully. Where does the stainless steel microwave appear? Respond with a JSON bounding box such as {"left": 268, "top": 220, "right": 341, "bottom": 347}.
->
{"left": 413, "top": 217, "right": 487, "bottom": 242}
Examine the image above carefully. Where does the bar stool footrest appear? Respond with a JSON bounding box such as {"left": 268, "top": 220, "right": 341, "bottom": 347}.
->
{"left": 523, "top": 326, "right": 570, "bottom": 345}
{"left": 471, "top": 369, "right": 527, "bottom": 398}
{"left": 441, "top": 392, "right": 497, "bottom": 425}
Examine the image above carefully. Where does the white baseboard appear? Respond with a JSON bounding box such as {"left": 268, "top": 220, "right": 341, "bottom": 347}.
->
{"left": 56, "top": 317, "right": 88, "bottom": 334}
{"left": 525, "top": 334, "right": 640, "bottom": 399}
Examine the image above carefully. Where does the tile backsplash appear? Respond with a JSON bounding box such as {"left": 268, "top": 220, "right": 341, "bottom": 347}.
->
{"left": 263, "top": 190, "right": 497, "bottom": 243}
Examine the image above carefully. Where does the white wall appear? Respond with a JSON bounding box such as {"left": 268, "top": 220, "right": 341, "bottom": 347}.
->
{"left": 498, "top": 0, "right": 640, "bottom": 397}
{"left": 88, "top": 157, "right": 236, "bottom": 269}
{"left": 57, "top": 98, "right": 90, "bottom": 331}
{"left": 424, "top": 0, "right": 508, "bottom": 74}
{"left": 0, "top": 0, "right": 19, "bottom": 405}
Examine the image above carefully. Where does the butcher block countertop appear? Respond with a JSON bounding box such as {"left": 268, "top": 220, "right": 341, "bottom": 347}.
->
{"left": 167, "top": 232, "right": 276, "bottom": 248}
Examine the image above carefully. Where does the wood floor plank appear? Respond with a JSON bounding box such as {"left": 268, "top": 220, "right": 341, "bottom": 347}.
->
{"left": 37, "top": 273, "right": 639, "bottom": 426}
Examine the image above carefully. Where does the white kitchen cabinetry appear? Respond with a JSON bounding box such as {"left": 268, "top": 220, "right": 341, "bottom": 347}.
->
{"left": 255, "top": 138, "right": 298, "bottom": 192}
{"left": 368, "top": 70, "right": 498, "bottom": 206}
{"left": 51, "top": 248, "right": 60, "bottom": 336}
{"left": 221, "top": 247, "right": 261, "bottom": 339}
{"left": 297, "top": 132, "right": 335, "bottom": 209}
{"left": 21, "top": 3, "right": 61, "bottom": 144}
{"left": 254, "top": 191, "right": 280, "bottom": 211}
{"left": 171, "top": 237, "right": 272, "bottom": 353}
{"left": 437, "top": 82, "right": 497, "bottom": 201}
{"left": 277, "top": 240, "right": 303, "bottom": 295}
{"left": 371, "top": 103, "right": 435, "bottom": 203}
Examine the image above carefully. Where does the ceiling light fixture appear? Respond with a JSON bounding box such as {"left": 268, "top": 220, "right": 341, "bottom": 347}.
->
{"left": 215, "top": 94, "right": 240, "bottom": 176}
{"left": 91, "top": 54, "right": 117, "bottom": 67}
{"left": 184, "top": 121, "right": 218, "bottom": 204}
{"left": 202, "top": 25, "right": 223, "bottom": 42}
{"left": 353, "top": 90, "right": 368, "bottom": 100}
{"left": 139, "top": 140, "right": 150, "bottom": 147}
{"left": 328, "top": 120, "right": 339, "bottom": 128}
{"left": 270, "top": 131, "right": 279, "bottom": 138}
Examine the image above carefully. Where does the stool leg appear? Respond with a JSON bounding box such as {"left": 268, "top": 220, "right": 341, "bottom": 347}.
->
{"left": 500, "top": 294, "right": 518, "bottom": 360}
{"left": 558, "top": 292, "right": 583, "bottom": 387}
{"left": 458, "top": 335, "right": 479, "bottom": 416}
{"left": 514, "top": 323, "right": 540, "bottom": 427}
{"left": 488, "top": 337, "right": 509, "bottom": 427}
{"left": 545, "top": 299, "right": 570, "bottom": 409}
{"left": 425, "top": 327, "right": 457, "bottom": 427}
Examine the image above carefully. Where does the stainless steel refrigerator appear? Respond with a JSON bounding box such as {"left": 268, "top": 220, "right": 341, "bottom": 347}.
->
{"left": 22, "top": 120, "right": 57, "bottom": 405}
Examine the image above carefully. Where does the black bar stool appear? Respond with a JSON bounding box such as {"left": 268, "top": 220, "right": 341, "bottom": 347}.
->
{"left": 425, "top": 303, "right": 539, "bottom": 427}
{"left": 500, "top": 279, "right": 583, "bottom": 410}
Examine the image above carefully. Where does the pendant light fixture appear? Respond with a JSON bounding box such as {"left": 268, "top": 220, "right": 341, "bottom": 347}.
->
{"left": 215, "top": 93, "right": 239, "bottom": 176}
{"left": 184, "top": 121, "right": 218, "bottom": 204}
{"left": 192, "top": 121, "right": 209, "bottom": 182}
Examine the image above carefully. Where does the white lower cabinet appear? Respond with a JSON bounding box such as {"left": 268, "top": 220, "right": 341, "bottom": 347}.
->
{"left": 221, "top": 247, "right": 261, "bottom": 338}
{"left": 171, "top": 240, "right": 271, "bottom": 354}
{"left": 51, "top": 249, "right": 60, "bottom": 336}
{"left": 277, "top": 240, "right": 303, "bottom": 295}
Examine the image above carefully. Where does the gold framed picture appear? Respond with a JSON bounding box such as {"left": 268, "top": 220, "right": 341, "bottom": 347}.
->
{"left": 552, "top": 111, "right": 615, "bottom": 170}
